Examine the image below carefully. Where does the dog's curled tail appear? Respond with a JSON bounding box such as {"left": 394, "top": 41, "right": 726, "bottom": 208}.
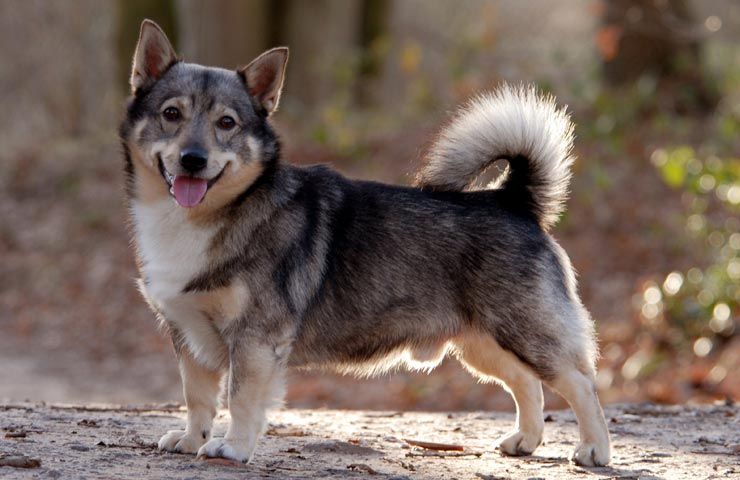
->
{"left": 417, "top": 84, "right": 575, "bottom": 231}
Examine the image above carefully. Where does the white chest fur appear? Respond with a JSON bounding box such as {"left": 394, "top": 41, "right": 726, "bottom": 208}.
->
{"left": 132, "top": 200, "right": 227, "bottom": 368}
{"left": 133, "top": 200, "right": 215, "bottom": 300}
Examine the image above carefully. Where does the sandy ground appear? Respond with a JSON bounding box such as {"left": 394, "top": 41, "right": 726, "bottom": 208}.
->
{"left": 0, "top": 402, "right": 738, "bottom": 479}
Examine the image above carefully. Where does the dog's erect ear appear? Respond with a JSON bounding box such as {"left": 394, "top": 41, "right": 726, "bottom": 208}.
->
{"left": 239, "top": 47, "right": 289, "bottom": 115}
{"left": 130, "top": 19, "right": 177, "bottom": 93}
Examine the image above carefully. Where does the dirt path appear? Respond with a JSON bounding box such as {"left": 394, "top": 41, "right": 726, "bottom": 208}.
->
{"left": 0, "top": 402, "right": 737, "bottom": 479}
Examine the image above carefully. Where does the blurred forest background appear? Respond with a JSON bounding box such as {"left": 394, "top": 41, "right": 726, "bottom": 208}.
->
{"left": 0, "top": 0, "right": 738, "bottom": 411}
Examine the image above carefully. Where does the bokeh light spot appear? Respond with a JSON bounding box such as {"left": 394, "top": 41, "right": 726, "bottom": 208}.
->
{"left": 729, "top": 233, "right": 740, "bottom": 250}
{"left": 650, "top": 149, "right": 667, "bottom": 167}
{"left": 707, "top": 231, "right": 724, "bottom": 248}
{"left": 705, "top": 15, "right": 722, "bottom": 32}
{"left": 707, "top": 365, "right": 727, "bottom": 384}
{"left": 643, "top": 285, "right": 662, "bottom": 304}
{"left": 713, "top": 303, "right": 730, "bottom": 322}
{"left": 727, "top": 185, "right": 740, "bottom": 205}
{"left": 697, "top": 289, "right": 714, "bottom": 306}
{"left": 687, "top": 214, "right": 705, "bottom": 232}
{"left": 698, "top": 174, "right": 716, "bottom": 192}
{"left": 662, "top": 271, "right": 683, "bottom": 296}
{"left": 693, "top": 337, "right": 712, "bottom": 357}
{"left": 727, "top": 259, "right": 740, "bottom": 280}
{"left": 622, "top": 351, "right": 648, "bottom": 380}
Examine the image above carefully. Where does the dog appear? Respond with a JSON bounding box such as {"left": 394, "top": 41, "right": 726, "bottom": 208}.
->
{"left": 121, "top": 19, "right": 611, "bottom": 467}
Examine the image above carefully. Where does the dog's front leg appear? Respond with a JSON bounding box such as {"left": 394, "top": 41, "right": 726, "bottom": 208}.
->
{"left": 159, "top": 350, "right": 222, "bottom": 454}
{"left": 197, "top": 339, "right": 286, "bottom": 463}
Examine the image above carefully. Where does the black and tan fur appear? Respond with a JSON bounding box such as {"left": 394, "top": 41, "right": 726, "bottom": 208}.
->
{"left": 121, "top": 20, "right": 611, "bottom": 466}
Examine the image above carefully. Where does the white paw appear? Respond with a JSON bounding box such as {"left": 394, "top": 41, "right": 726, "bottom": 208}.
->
{"left": 571, "top": 441, "right": 610, "bottom": 466}
{"left": 158, "top": 429, "right": 208, "bottom": 454}
{"left": 197, "top": 437, "right": 255, "bottom": 463}
{"left": 497, "top": 430, "right": 542, "bottom": 456}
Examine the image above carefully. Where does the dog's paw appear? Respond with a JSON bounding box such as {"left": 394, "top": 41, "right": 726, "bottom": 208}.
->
{"left": 158, "top": 430, "right": 208, "bottom": 454}
{"left": 197, "top": 437, "right": 255, "bottom": 463}
{"left": 571, "top": 441, "right": 610, "bottom": 467}
{"left": 497, "top": 430, "right": 542, "bottom": 456}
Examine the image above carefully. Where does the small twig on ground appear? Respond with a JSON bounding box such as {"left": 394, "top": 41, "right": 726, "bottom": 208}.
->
{"left": 365, "top": 412, "right": 403, "bottom": 418}
{"left": 347, "top": 463, "right": 378, "bottom": 474}
{"left": 0, "top": 455, "right": 41, "bottom": 468}
{"left": 689, "top": 449, "right": 739, "bottom": 456}
{"left": 199, "top": 457, "right": 246, "bottom": 468}
{"left": 475, "top": 474, "right": 510, "bottom": 480}
{"left": 48, "top": 403, "right": 182, "bottom": 413}
{"left": 265, "top": 426, "right": 309, "bottom": 437}
{"left": 406, "top": 450, "right": 483, "bottom": 458}
{"left": 96, "top": 440, "right": 157, "bottom": 450}
{"left": 404, "top": 438, "right": 465, "bottom": 451}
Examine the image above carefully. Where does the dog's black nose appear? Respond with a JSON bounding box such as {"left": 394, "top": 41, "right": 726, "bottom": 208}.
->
{"left": 180, "top": 149, "right": 208, "bottom": 173}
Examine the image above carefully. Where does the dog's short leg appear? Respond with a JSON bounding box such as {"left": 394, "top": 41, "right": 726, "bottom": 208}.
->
{"left": 197, "top": 340, "right": 286, "bottom": 463}
{"left": 546, "top": 367, "right": 610, "bottom": 466}
{"left": 159, "top": 351, "right": 221, "bottom": 454}
{"left": 453, "top": 333, "right": 544, "bottom": 456}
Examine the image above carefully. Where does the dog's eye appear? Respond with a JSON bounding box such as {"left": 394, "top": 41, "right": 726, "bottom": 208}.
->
{"left": 217, "top": 116, "right": 236, "bottom": 130}
{"left": 162, "top": 107, "right": 181, "bottom": 122}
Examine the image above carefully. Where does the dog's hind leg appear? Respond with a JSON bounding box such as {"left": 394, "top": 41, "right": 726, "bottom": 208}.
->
{"left": 158, "top": 350, "right": 222, "bottom": 454}
{"left": 544, "top": 364, "right": 610, "bottom": 466}
{"left": 538, "top": 297, "right": 610, "bottom": 466}
{"left": 453, "top": 332, "right": 544, "bottom": 456}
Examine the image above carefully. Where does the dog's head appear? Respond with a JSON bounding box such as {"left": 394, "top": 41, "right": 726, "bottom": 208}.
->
{"left": 121, "top": 20, "right": 287, "bottom": 212}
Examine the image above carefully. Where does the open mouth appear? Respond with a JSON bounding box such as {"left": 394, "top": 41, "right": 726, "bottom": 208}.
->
{"left": 158, "top": 156, "right": 225, "bottom": 208}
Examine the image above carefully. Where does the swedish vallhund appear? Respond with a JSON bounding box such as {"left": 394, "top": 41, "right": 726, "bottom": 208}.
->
{"left": 121, "top": 20, "right": 611, "bottom": 467}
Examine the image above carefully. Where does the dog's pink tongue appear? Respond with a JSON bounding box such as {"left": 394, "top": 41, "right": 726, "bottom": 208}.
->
{"left": 172, "top": 176, "right": 207, "bottom": 208}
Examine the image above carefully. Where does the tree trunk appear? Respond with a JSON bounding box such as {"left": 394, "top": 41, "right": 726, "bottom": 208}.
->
{"left": 174, "top": 0, "right": 270, "bottom": 68}
{"left": 601, "top": 0, "right": 716, "bottom": 111}
{"left": 603, "top": 0, "right": 698, "bottom": 82}
{"left": 117, "top": 0, "right": 179, "bottom": 91}
{"left": 0, "top": 0, "right": 118, "bottom": 153}
{"left": 278, "top": 0, "right": 364, "bottom": 111}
